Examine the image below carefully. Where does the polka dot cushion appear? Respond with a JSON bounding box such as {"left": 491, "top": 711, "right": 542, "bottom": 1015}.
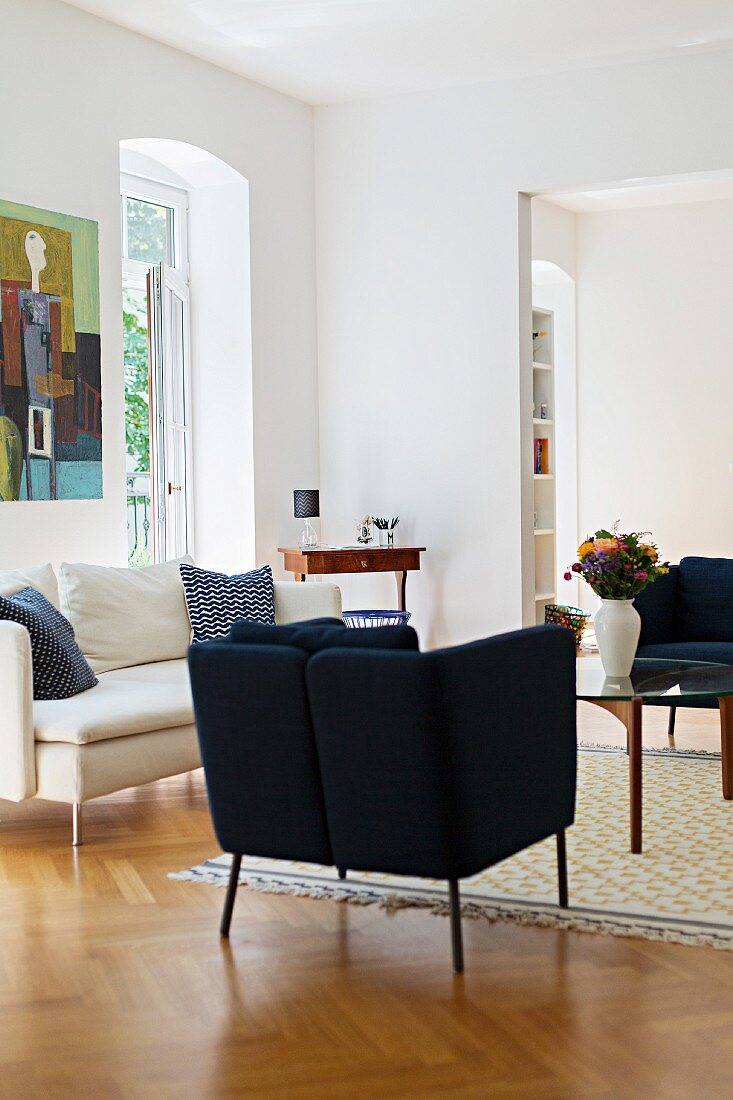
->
{"left": 0, "top": 586, "right": 98, "bottom": 700}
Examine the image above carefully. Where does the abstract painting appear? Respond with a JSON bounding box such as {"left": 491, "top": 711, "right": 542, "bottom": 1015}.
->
{"left": 0, "top": 199, "right": 102, "bottom": 501}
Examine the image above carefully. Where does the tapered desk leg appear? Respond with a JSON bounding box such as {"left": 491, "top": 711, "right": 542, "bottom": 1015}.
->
{"left": 718, "top": 696, "right": 733, "bottom": 800}
{"left": 294, "top": 573, "right": 306, "bottom": 582}
{"left": 395, "top": 571, "right": 407, "bottom": 612}
{"left": 588, "top": 698, "right": 643, "bottom": 853}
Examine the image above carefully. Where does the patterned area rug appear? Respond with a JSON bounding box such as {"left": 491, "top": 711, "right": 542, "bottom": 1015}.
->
{"left": 172, "top": 749, "right": 733, "bottom": 949}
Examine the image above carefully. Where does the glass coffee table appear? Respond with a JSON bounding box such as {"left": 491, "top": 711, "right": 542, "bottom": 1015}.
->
{"left": 577, "top": 657, "right": 733, "bottom": 853}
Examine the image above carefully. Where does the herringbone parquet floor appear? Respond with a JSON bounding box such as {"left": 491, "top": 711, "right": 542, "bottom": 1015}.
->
{"left": 1, "top": 705, "right": 733, "bottom": 1098}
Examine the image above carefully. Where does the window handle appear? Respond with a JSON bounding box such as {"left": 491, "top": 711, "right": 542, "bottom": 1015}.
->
{"left": 167, "top": 482, "right": 183, "bottom": 494}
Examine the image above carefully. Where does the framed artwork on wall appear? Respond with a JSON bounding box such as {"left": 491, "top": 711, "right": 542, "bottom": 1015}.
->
{"left": 0, "top": 198, "right": 102, "bottom": 501}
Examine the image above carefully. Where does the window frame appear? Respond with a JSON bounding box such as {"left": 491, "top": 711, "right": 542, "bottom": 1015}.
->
{"left": 120, "top": 172, "right": 189, "bottom": 275}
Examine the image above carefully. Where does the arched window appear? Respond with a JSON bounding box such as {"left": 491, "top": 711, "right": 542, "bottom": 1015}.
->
{"left": 121, "top": 172, "right": 191, "bottom": 565}
{"left": 120, "top": 139, "right": 254, "bottom": 572}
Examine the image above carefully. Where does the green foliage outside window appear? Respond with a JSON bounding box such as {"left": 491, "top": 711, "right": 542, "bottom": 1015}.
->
{"left": 123, "top": 295, "right": 150, "bottom": 474}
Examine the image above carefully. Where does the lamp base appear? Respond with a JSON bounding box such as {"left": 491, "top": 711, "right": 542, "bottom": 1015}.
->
{"left": 298, "top": 518, "right": 318, "bottom": 548}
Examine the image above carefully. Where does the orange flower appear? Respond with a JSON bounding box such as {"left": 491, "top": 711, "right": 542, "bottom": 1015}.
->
{"left": 640, "top": 543, "right": 658, "bottom": 562}
{"left": 577, "top": 540, "right": 594, "bottom": 558}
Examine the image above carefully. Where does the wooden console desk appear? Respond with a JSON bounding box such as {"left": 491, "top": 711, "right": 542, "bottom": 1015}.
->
{"left": 278, "top": 546, "right": 426, "bottom": 612}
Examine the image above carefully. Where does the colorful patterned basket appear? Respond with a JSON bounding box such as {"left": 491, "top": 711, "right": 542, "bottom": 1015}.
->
{"left": 343, "top": 610, "right": 412, "bottom": 628}
{"left": 544, "top": 604, "right": 590, "bottom": 647}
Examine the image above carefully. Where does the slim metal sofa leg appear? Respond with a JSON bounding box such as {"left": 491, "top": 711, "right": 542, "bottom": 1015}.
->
{"left": 556, "top": 831, "right": 569, "bottom": 908}
{"left": 220, "top": 854, "right": 242, "bottom": 938}
{"left": 448, "top": 879, "right": 464, "bottom": 973}
{"left": 668, "top": 706, "right": 677, "bottom": 744}
{"left": 337, "top": 867, "right": 347, "bottom": 880}
{"left": 72, "top": 802, "right": 83, "bottom": 847}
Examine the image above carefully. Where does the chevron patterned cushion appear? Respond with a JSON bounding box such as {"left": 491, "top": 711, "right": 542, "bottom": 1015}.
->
{"left": 0, "top": 587, "right": 98, "bottom": 700}
{"left": 180, "top": 564, "right": 276, "bottom": 643}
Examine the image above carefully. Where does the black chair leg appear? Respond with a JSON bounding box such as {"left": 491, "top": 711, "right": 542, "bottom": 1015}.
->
{"left": 220, "top": 854, "right": 242, "bottom": 937}
{"left": 556, "top": 831, "right": 569, "bottom": 908}
{"left": 668, "top": 706, "right": 677, "bottom": 744}
{"left": 337, "top": 867, "right": 347, "bottom": 879}
{"left": 448, "top": 879, "right": 464, "bottom": 973}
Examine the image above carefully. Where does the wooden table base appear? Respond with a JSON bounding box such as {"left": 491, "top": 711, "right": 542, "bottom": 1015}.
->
{"left": 586, "top": 693, "right": 733, "bottom": 853}
{"left": 719, "top": 695, "right": 733, "bottom": 800}
{"left": 587, "top": 698, "right": 643, "bottom": 854}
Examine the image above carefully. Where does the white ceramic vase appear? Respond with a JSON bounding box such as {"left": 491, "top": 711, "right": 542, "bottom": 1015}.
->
{"left": 594, "top": 598, "right": 641, "bottom": 678}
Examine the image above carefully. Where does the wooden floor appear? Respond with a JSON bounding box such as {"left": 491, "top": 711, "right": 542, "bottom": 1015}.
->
{"left": 2, "top": 707, "right": 733, "bottom": 1098}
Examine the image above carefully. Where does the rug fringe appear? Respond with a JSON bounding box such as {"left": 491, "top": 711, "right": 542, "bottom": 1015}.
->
{"left": 168, "top": 869, "right": 733, "bottom": 950}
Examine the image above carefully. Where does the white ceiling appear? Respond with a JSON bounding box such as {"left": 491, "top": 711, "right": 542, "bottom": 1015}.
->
{"left": 542, "top": 173, "right": 733, "bottom": 213}
{"left": 61, "top": 0, "right": 733, "bottom": 105}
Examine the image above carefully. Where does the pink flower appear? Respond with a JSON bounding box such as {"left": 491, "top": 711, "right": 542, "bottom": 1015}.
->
{"left": 563, "top": 571, "right": 572, "bottom": 581}
{"left": 571, "top": 563, "right": 583, "bottom": 573}
{"left": 634, "top": 570, "right": 648, "bottom": 581}
{"left": 594, "top": 537, "right": 618, "bottom": 552}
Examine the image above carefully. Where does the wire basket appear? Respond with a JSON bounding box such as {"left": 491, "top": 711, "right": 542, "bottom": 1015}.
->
{"left": 544, "top": 604, "right": 591, "bottom": 647}
{"left": 343, "top": 610, "right": 412, "bottom": 628}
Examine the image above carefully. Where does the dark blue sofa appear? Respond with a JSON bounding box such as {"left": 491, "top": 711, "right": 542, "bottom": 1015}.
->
{"left": 635, "top": 556, "right": 733, "bottom": 735}
{"left": 188, "top": 619, "right": 577, "bottom": 972}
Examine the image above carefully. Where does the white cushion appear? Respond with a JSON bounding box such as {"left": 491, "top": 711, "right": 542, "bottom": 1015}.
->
{"left": 33, "top": 679, "right": 194, "bottom": 745}
{"left": 100, "top": 658, "right": 189, "bottom": 685}
{"left": 0, "top": 563, "right": 59, "bottom": 608}
{"left": 274, "top": 581, "right": 342, "bottom": 624}
{"left": 59, "top": 558, "right": 192, "bottom": 674}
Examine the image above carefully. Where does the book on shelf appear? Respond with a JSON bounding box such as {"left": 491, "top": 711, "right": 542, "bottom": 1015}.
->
{"left": 533, "top": 438, "right": 550, "bottom": 475}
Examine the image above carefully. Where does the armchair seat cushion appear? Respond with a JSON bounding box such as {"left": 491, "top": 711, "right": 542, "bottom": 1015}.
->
{"left": 636, "top": 641, "right": 733, "bottom": 708}
{"left": 34, "top": 679, "right": 194, "bottom": 744}
{"left": 637, "top": 641, "right": 733, "bottom": 664}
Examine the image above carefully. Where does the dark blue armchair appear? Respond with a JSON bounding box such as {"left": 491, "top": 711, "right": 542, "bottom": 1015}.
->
{"left": 635, "top": 556, "right": 733, "bottom": 737}
{"left": 188, "top": 620, "right": 577, "bottom": 972}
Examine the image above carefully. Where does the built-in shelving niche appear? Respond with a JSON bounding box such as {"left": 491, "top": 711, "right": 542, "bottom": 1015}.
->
{"left": 531, "top": 307, "right": 556, "bottom": 625}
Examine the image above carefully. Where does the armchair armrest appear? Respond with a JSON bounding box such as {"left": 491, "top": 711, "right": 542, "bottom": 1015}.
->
{"left": 274, "top": 581, "right": 342, "bottom": 624}
{"left": 0, "top": 621, "right": 36, "bottom": 801}
{"left": 433, "top": 625, "right": 576, "bottom": 873}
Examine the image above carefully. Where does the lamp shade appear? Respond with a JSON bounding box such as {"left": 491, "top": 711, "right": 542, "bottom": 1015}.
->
{"left": 293, "top": 489, "right": 319, "bottom": 519}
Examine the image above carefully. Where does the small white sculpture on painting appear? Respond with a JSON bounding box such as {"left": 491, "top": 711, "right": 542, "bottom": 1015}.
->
{"left": 25, "top": 230, "right": 47, "bottom": 292}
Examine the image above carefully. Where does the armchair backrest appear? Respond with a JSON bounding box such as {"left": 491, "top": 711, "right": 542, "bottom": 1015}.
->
{"left": 635, "top": 565, "right": 679, "bottom": 646}
{"left": 188, "top": 642, "right": 334, "bottom": 865}
{"left": 676, "top": 557, "right": 733, "bottom": 642}
{"left": 306, "top": 625, "right": 576, "bottom": 881}
{"left": 636, "top": 558, "right": 733, "bottom": 645}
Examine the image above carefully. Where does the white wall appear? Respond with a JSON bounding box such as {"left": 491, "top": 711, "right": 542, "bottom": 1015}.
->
{"left": 0, "top": 0, "right": 318, "bottom": 575}
{"left": 315, "top": 50, "right": 733, "bottom": 647}
{"left": 575, "top": 198, "right": 733, "bottom": 597}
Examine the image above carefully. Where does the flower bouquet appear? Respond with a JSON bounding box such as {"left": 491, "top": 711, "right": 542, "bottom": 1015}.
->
{"left": 565, "top": 528, "right": 669, "bottom": 676}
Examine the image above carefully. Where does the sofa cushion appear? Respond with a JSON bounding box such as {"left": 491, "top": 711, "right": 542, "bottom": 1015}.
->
{"left": 228, "top": 617, "right": 419, "bottom": 653}
{"left": 0, "top": 587, "right": 98, "bottom": 700}
{"left": 100, "top": 658, "right": 190, "bottom": 686}
{"left": 60, "top": 558, "right": 192, "bottom": 674}
{"left": 34, "top": 679, "right": 194, "bottom": 744}
{"left": 181, "top": 563, "right": 276, "bottom": 642}
{"left": 0, "top": 563, "right": 59, "bottom": 608}
{"left": 677, "top": 557, "right": 733, "bottom": 642}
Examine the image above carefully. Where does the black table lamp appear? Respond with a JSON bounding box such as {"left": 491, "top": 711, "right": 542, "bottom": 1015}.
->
{"left": 294, "top": 489, "right": 319, "bottom": 547}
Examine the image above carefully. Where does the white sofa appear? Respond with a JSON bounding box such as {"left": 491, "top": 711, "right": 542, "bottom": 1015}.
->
{"left": 0, "top": 560, "right": 341, "bottom": 844}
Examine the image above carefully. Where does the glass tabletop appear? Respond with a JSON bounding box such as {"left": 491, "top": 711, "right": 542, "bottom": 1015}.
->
{"left": 576, "top": 657, "right": 733, "bottom": 702}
